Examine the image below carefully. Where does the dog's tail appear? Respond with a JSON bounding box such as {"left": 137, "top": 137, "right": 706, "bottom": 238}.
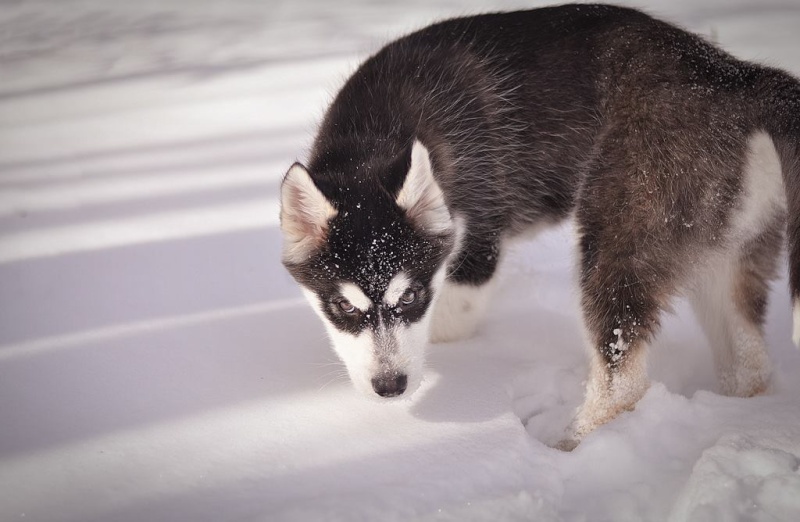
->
{"left": 758, "top": 68, "right": 800, "bottom": 345}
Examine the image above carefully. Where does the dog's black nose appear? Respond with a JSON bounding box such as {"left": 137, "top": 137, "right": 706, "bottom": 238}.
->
{"left": 372, "top": 374, "right": 407, "bottom": 397}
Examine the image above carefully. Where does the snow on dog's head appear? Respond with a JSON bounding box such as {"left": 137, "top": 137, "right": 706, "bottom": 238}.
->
{"left": 280, "top": 139, "right": 455, "bottom": 399}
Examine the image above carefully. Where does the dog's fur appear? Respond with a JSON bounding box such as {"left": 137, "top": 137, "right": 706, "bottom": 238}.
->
{"left": 279, "top": 4, "right": 800, "bottom": 448}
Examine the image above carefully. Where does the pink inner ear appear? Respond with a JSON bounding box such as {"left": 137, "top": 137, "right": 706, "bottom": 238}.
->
{"left": 395, "top": 141, "right": 452, "bottom": 234}
{"left": 301, "top": 196, "right": 328, "bottom": 241}
{"left": 281, "top": 171, "right": 337, "bottom": 260}
{"left": 288, "top": 185, "right": 323, "bottom": 238}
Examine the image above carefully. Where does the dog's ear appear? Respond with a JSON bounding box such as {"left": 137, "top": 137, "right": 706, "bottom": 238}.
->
{"left": 280, "top": 163, "right": 337, "bottom": 264}
{"left": 396, "top": 140, "right": 452, "bottom": 234}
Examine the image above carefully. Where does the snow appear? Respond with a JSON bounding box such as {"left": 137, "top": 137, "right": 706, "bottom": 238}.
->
{"left": 2, "top": 1, "right": 800, "bottom": 521}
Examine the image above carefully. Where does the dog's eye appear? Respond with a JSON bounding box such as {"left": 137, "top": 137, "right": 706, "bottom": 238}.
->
{"left": 399, "top": 289, "right": 416, "bottom": 306}
{"left": 338, "top": 299, "right": 356, "bottom": 314}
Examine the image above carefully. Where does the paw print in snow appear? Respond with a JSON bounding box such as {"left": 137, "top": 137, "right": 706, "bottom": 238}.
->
{"left": 509, "top": 365, "right": 584, "bottom": 448}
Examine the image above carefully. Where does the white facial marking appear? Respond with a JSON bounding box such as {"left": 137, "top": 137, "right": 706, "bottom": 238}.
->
{"left": 300, "top": 287, "right": 376, "bottom": 395}
{"left": 327, "top": 328, "right": 377, "bottom": 396}
{"left": 339, "top": 283, "right": 371, "bottom": 311}
{"left": 384, "top": 271, "right": 412, "bottom": 306}
{"left": 301, "top": 263, "right": 449, "bottom": 400}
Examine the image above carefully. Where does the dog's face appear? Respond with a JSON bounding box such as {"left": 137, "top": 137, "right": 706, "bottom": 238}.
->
{"left": 280, "top": 140, "right": 455, "bottom": 399}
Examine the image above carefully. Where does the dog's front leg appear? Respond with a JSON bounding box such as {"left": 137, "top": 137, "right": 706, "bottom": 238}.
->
{"left": 429, "top": 279, "right": 495, "bottom": 342}
{"left": 430, "top": 231, "right": 499, "bottom": 343}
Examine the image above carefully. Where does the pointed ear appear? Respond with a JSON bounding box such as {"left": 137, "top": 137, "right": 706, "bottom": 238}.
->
{"left": 396, "top": 140, "right": 452, "bottom": 234}
{"left": 280, "top": 163, "right": 337, "bottom": 264}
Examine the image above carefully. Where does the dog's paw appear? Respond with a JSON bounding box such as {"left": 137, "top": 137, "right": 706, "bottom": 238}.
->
{"left": 429, "top": 314, "right": 478, "bottom": 343}
{"left": 429, "top": 281, "right": 491, "bottom": 343}
{"left": 718, "top": 365, "right": 772, "bottom": 399}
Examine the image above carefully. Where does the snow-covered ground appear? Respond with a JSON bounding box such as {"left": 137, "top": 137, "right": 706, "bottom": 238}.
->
{"left": 2, "top": 1, "right": 800, "bottom": 520}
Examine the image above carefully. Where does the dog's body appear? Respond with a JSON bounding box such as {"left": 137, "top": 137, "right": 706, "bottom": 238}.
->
{"left": 280, "top": 4, "right": 800, "bottom": 447}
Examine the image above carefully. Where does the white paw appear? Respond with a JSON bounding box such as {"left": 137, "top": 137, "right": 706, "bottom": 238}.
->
{"left": 429, "top": 280, "right": 492, "bottom": 343}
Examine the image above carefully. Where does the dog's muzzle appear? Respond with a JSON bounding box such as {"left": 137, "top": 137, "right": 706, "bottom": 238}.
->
{"left": 371, "top": 373, "right": 408, "bottom": 397}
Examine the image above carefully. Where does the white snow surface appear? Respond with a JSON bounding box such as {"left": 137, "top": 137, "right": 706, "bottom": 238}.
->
{"left": 2, "top": 1, "right": 800, "bottom": 521}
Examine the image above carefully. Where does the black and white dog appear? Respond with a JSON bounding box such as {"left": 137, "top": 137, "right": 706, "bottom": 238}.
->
{"left": 279, "top": 4, "right": 800, "bottom": 448}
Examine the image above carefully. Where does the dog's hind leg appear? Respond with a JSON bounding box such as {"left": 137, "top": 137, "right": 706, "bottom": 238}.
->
{"left": 430, "top": 232, "right": 500, "bottom": 343}
{"left": 562, "top": 123, "right": 691, "bottom": 446}
{"left": 565, "top": 236, "right": 671, "bottom": 445}
{"left": 690, "top": 224, "right": 782, "bottom": 397}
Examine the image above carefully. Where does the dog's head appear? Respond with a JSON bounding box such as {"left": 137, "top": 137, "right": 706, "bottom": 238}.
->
{"left": 280, "top": 139, "right": 455, "bottom": 399}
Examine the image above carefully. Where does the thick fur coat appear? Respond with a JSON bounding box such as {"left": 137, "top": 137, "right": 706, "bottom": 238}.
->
{"left": 280, "top": 4, "right": 800, "bottom": 447}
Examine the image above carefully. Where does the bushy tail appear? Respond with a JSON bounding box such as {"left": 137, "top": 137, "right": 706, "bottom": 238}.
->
{"left": 759, "top": 69, "right": 800, "bottom": 345}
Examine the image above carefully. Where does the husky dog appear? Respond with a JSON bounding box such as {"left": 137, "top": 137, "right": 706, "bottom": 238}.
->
{"left": 279, "top": 4, "right": 800, "bottom": 447}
